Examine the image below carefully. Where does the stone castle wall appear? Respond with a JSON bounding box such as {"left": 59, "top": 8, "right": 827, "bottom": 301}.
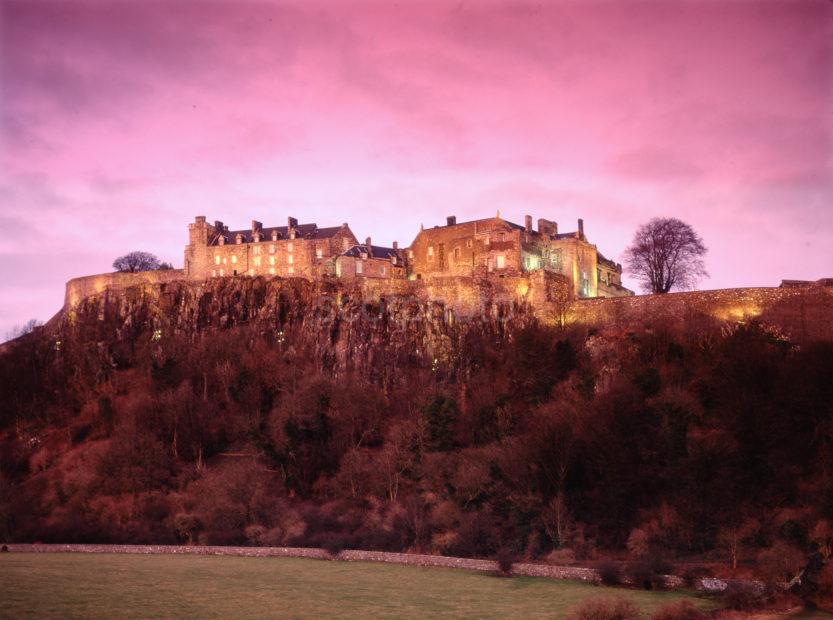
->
{"left": 64, "top": 270, "right": 186, "bottom": 309}
{"left": 566, "top": 285, "right": 833, "bottom": 342}
{"left": 62, "top": 270, "right": 833, "bottom": 344}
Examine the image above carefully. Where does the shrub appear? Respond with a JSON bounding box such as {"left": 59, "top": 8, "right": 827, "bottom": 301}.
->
{"left": 627, "top": 560, "right": 657, "bottom": 590}
{"left": 569, "top": 597, "right": 641, "bottom": 620}
{"left": 680, "top": 565, "right": 713, "bottom": 589}
{"left": 650, "top": 601, "right": 707, "bottom": 620}
{"left": 496, "top": 547, "right": 515, "bottom": 576}
{"left": 597, "top": 561, "right": 622, "bottom": 586}
{"left": 545, "top": 548, "right": 576, "bottom": 565}
{"left": 721, "top": 581, "right": 769, "bottom": 611}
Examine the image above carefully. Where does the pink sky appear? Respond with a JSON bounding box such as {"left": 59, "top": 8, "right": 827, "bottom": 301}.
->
{"left": 1, "top": 0, "right": 831, "bottom": 337}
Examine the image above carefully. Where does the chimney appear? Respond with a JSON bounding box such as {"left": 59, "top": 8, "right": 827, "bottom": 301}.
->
{"left": 392, "top": 241, "right": 398, "bottom": 250}
{"left": 578, "top": 218, "right": 584, "bottom": 239}
{"left": 214, "top": 220, "right": 224, "bottom": 231}
{"left": 287, "top": 216, "right": 298, "bottom": 229}
{"left": 525, "top": 215, "right": 533, "bottom": 233}
{"left": 365, "top": 236, "right": 372, "bottom": 251}
{"left": 195, "top": 215, "right": 206, "bottom": 224}
{"left": 538, "top": 218, "right": 558, "bottom": 236}
{"left": 251, "top": 220, "right": 262, "bottom": 233}
{"left": 447, "top": 215, "right": 457, "bottom": 227}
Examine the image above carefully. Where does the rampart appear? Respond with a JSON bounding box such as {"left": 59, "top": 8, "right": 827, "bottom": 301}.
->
{"left": 60, "top": 270, "right": 833, "bottom": 343}
{"left": 566, "top": 284, "right": 833, "bottom": 342}
{"left": 65, "top": 270, "right": 186, "bottom": 309}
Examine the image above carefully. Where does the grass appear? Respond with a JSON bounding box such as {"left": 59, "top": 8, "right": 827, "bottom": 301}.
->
{"left": 0, "top": 552, "right": 715, "bottom": 619}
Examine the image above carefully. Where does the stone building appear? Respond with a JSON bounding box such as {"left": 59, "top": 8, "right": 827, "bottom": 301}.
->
{"left": 184, "top": 216, "right": 359, "bottom": 280}
{"left": 406, "top": 213, "right": 632, "bottom": 298}
{"left": 335, "top": 238, "right": 407, "bottom": 280}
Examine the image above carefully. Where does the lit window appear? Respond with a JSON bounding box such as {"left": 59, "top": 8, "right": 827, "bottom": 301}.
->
{"left": 269, "top": 267, "right": 275, "bottom": 274}
{"left": 316, "top": 248, "right": 323, "bottom": 259}
{"left": 254, "top": 246, "right": 261, "bottom": 255}
{"left": 254, "top": 256, "right": 261, "bottom": 267}
{"left": 269, "top": 245, "right": 276, "bottom": 254}
{"left": 222, "top": 257, "right": 227, "bottom": 265}
{"left": 356, "top": 261, "right": 363, "bottom": 274}
{"left": 408, "top": 250, "right": 414, "bottom": 259}
{"left": 269, "top": 256, "right": 276, "bottom": 266}
{"left": 287, "top": 254, "right": 294, "bottom": 265}
{"left": 248, "top": 269, "right": 254, "bottom": 276}
{"left": 215, "top": 255, "right": 221, "bottom": 265}
{"left": 231, "top": 255, "right": 237, "bottom": 264}
{"left": 428, "top": 246, "right": 434, "bottom": 256}
{"left": 219, "top": 269, "right": 224, "bottom": 276}
{"left": 496, "top": 255, "right": 505, "bottom": 269}
{"left": 212, "top": 269, "right": 217, "bottom": 277}
{"left": 288, "top": 265, "right": 294, "bottom": 274}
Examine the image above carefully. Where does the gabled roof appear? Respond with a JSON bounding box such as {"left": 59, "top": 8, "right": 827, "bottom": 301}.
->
{"left": 210, "top": 223, "right": 345, "bottom": 246}
{"left": 341, "top": 244, "right": 404, "bottom": 261}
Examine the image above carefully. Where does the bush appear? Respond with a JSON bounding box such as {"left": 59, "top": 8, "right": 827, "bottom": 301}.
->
{"left": 597, "top": 561, "right": 622, "bottom": 586}
{"left": 680, "top": 565, "right": 712, "bottom": 589}
{"left": 722, "top": 581, "right": 769, "bottom": 611}
{"left": 496, "top": 547, "right": 515, "bottom": 576}
{"left": 650, "top": 601, "right": 707, "bottom": 620}
{"left": 545, "top": 548, "right": 576, "bottom": 565}
{"left": 627, "top": 560, "right": 658, "bottom": 590}
{"left": 569, "top": 597, "right": 641, "bottom": 620}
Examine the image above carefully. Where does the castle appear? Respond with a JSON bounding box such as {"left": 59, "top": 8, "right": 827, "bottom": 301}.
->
{"left": 184, "top": 213, "right": 634, "bottom": 299}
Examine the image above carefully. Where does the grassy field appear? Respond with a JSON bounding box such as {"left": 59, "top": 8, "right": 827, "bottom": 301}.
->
{"left": 0, "top": 553, "right": 715, "bottom": 619}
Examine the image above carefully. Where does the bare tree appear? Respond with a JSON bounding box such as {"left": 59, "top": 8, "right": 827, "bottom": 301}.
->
{"left": 112, "top": 251, "right": 168, "bottom": 273}
{"left": 624, "top": 217, "right": 708, "bottom": 293}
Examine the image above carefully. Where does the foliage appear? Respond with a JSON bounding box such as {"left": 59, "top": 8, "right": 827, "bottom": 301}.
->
{"left": 0, "top": 312, "right": 832, "bottom": 584}
{"left": 112, "top": 251, "right": 170, "bottom": 273}
{"left": 624, "top": 218, "right": 708, "bottom": 293}
{"left": 568, "top": 597, "right": 641, "bottom": 620}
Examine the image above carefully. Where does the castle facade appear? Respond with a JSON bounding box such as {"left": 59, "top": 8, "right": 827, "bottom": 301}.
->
{"left": 184, "top": 213, "right": 633, "bottom": 298}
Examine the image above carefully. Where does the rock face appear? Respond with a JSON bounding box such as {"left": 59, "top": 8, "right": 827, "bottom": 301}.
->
{"left": 58, "top": 275, "right": 541, "bottom": 372}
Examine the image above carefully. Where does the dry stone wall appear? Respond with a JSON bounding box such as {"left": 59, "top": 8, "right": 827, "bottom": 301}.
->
{"left": 4, "top": 544, "right": 741, "bottom": 592}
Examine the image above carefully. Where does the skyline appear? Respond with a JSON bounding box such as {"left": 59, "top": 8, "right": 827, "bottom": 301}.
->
{"left": 2, "top": 0, "right": 832, "bottom": 337}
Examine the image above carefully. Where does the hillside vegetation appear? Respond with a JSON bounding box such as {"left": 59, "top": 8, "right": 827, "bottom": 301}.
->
{"left": 1, "top": 284, "right": 832, "bottom": 591}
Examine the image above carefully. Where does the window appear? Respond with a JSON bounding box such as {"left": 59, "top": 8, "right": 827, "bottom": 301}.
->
{"left": 496, "top": 255, "right": 505, "bottom": 269}
{"left": 214, "top": 255, "right": 221, "bottom": 265}
{"left": 287, "top": 242, "right": 293, "bottom": 253}
{"left": 231, "top": 255, "right": 237, "bottom": 264}
{"left": 453, "top": 247, "right": 460, "bottom": 261}
{"left": 316, "top": 248, "right": 323, "bottom": 259}
{"left": 269, "top": 267, "right": 275, "bottom": 275}
{"left": 269, "top": 256, "right": 276, "bottom": 266}
{"left": 466, "top": 239, "right": 473, "bottom": 248}
{"left": 288, "top": 265, "right": 294, "bottom": 274}
{"left": 269, "top": 245, "right": 276, "bottom": 254}
{"left": 485, "top": 235, "right": 490, "bottom": 245}
{"left": 254, "top": 256, "right": 261, "bottom": 267}
{"left": 212, "top": 269, "right": 217, "bottom": 277}
{"left": 427, "top": 246, "right": 434, "bottom": 261}
{"left": 380, "top": 266, "right": 386, "bottom": 276}
{"left": 408, "top": 250, "right": 414, "bottom": 259}
{"left": 222, "top": 257, "right": 227, "bottom": 265}
{"left": 356, "top": 261, "right": 363, "bottom": 274}
{"left": 253, "top": 246, "right": 261, "bottom": 255}
{"left": 287, "top": 254, "right": 294, "bottom": 265}
{"left": 248, "top": 269, "right": 254, "bottom": 276}
{"left": 219, "top": 269, "right": 224, "bottom": 276}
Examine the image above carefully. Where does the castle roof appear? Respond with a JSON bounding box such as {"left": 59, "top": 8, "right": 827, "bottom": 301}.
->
{"left": 210, "top": 223, "right": 343, "bottom": 246}
{"left": 341, "top": 244, "right": 404, "bottom": 261}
